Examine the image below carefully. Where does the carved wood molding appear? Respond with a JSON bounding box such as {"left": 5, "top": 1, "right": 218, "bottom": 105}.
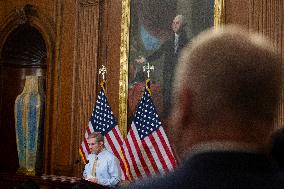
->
{"left": 15, "top": 4, "right": 39, "bottom": 24}
{"left": 0, "top": 5, "right": 56, "bottom": 51}
{"left": 79, "top": 0, "right": 101, "bottom": 7}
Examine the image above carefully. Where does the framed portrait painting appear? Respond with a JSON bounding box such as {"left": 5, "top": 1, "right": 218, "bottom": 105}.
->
{"left": 119, "top": 0, "right": 225, "bottom": 136}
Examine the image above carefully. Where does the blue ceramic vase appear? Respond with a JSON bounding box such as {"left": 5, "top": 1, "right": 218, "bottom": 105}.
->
{"left": 14, "top": 76, "right": 45, "bottom": 175}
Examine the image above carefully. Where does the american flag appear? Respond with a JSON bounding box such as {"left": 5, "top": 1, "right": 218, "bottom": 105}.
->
{"left": 79, "top": 87, "right": 128, "bottom": 180}
{"left": 121, "top": 86, "right": 177, "bottom": 180}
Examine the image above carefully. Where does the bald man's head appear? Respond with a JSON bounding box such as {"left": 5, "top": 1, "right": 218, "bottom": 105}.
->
{"left": 174, "top": 26, "right": 281, "bottom": 126}
{"left": 169, "top": 26, "right": 282, "bottom": 160}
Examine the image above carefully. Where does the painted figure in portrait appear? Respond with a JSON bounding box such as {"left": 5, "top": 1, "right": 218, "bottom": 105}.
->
{"left": 128, "top": 0, "right": 215, "bottom": 125}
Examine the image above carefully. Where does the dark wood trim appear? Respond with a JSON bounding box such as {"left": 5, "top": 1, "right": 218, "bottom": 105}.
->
{"left": 0, "top": 172, "right": 109, "bottom": 189}
{"left": 1, "top": 63, "right": 47, "bottom": 68}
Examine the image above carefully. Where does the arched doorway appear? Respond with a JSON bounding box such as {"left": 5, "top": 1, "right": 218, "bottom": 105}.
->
{"left": 0, "top": 23, "right": 47, "bottom": 173}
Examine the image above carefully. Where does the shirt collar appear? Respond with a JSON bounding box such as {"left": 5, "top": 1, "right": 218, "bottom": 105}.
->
{"left": 189, "top": 141, "right": 262, "bottom": 158}
{"left": 96, "top": 148, "right": 107, "bottom": 157}
{"left": 175, "top": 33, "right": 179, "bottom": 39}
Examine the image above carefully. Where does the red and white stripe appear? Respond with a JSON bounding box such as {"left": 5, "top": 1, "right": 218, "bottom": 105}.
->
{"left": 104, "top": 126, "right": 129, "bottom": 180}
{"left": 80, "top": 122, "right": 93, "bottom": 162}
{"left": 121, "top": 122, "right": 177, "bottom": 180}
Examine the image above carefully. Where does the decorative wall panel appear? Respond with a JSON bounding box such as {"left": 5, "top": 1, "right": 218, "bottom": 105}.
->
{"left": 248, "top": 0, "right": 284, "bottom": 128}
{"left": 71, "top": 0, "right": 101, "bottom": 176}
{"left": 225, "top": 0, "right": 284, "bottom": 128}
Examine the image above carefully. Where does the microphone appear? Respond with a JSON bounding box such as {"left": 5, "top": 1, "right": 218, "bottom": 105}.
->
{"left": 75, "top": 159, "right": 80, "bottom": 164}
{"left": 81, "top": 160, "right": 89, "bottom": 178}
{"left": 75, "top": 159, "right": 89, "bottom": 164}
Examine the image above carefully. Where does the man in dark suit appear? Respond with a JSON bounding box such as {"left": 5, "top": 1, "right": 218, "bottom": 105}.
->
{"left": 271, "top": 126, "right": 284, "bottom": 171}
{"left": 125, "top": 26, "right": 284, "bottom": 189}
{"left": 136, "top": 15, "right": 189, "bottom": 116}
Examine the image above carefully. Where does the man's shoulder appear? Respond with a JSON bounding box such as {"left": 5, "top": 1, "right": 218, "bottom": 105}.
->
{"left": 124, "top": 169, "right": 284, "bottom": 189}
{"left": 102, "top": 149, "right": 117, "bottom": 160}
{"left": 125, "top": 152, "right": 284, "bottom": 189}
{"left": 124, "top": 170, "right": 185, "bottom": 189}
{"left": 182, "top": 152, "right": 284, "bottom": 188}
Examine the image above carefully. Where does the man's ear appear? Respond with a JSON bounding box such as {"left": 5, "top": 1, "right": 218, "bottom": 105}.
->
{"left": 99, "top": 141, "right": 104, "bottom": 147}
{"left": 177, "top": 87, "right": 192, "bottom": 129}
{"left": 169, "top": 87, "right": 192, "bottom": 130}
{"left": 168, "top": 87, "right": 193, "bottom": 162}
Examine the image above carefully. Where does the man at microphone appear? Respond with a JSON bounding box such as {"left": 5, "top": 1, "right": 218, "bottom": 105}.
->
{"left": 83, "top": 132, "right": 121, "bottom": 187}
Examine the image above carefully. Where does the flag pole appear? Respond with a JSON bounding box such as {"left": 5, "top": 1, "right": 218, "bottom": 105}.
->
{"left": 146, "top": 79, "right": 151, "bottom": 96}
{"left": 143, "top": 62, "right": 154, "bottom": 96}
{"left": 99, "top": 65, "right": 107, "bottom": 92}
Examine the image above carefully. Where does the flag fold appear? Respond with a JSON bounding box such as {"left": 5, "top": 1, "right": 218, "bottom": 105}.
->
{"left": 121, "top": 86, "right": 177, "bottom": 180}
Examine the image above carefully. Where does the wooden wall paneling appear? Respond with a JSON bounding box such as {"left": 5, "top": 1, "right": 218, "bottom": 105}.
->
{"left": 225, "top": 0, "right": 284, "bottom": 128}
{"left": 249, "top": 0, "right": 258, "bottom": 31}
{"left": 72, "top": 0, "right": 101, "bottom": 177}
{"left": 103, "top": 0, "right": 121, "bottom": 119}
{"left": 247, "top": 0, "right": 284, "bottom": 128}
{"left": 272, "top": 0, "right": 283, "bottom": 127}
{"left": 282, "top": 0, "right": 284, "bottom": 59}
{"left": 70, "top": 0, "right": 123, "bottom": 176}
{"left": 50, "top": 0, "right": 78, "bottom": 176}
{"left": 71, "top": 0, "right": 122, "bottom": 176}
{"left": 44, "top": 0, "right": 63, "bottom": 175}
{"left": 225, "top": 0, "right": 249, "bottom": 27}
{"left": 278, "top": 0, "right": 284, "bottom": 128}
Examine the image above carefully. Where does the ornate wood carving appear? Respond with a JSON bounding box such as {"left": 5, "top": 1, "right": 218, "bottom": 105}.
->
{"left": 79, "top": 0, "right": 100, "bottom": 7}
{"left": 15, "top": 4, "right": 39, "bottom": 24}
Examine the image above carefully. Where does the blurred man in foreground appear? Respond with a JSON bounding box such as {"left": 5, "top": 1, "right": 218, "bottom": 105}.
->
{"left": 124, "top": 25, "right": 284, "bottom": 189}
{"left": 271, "top": 126, "right": 284, "bottom": 171}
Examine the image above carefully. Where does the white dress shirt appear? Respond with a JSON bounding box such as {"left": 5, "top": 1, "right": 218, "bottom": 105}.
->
{"left": 83, "top": 149, "right": 121, "bottom": 186}
{"left": 174, "top": 33, "right": 179, "bottom": 53}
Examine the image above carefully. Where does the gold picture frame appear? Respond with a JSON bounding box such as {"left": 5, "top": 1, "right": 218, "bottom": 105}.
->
{"left": 119, "top": 0, "right": 225, "bottom": 137}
